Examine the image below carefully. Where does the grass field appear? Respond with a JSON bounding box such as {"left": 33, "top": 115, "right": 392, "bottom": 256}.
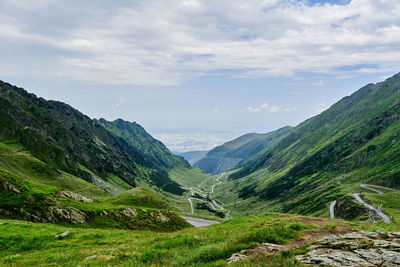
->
{"left": 2, "top": 213, "right": 392, "bottom": 267}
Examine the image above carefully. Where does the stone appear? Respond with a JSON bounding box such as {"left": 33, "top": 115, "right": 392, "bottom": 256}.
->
{"left": 45, "top": 206, "right": 87, "bottom": 224}
{"left": 227, "top": 253, "right": 248, "bottom": 264}
{"left": 296, "top": 249, "right": 374, "bottom": 267}
{"left": 296, "top": 231, "right": 400, "bottom": 266}
{"left": 55, "top": 231, "right": 69, "bottom": 239}
{"left": 60, "top": 191, "right": 93, "bottom": 203}
{"left": 255, "top": 243, "right": 285, "bottom": 254}
{"left": 84, "top": 255, "right": 115, "bottom": 261}
{"left": 120, "top": 207, "right": 138, "bottom": 218}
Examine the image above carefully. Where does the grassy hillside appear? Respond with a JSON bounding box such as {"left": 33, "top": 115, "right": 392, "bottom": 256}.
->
{"left": 211, "top": 73, "right": 400, "bottom": 219}
{"left": 195, "top": 127, "right": 292, "bottom": 174}
{"left": 0, "top": 80, "right": 187, "bottom": 195}
{"left": 98, "top": 118, "right": 189, "bottom": 170}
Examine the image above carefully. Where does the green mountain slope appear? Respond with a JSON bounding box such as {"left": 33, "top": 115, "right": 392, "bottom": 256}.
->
{"left": 214, "top": 73, "right": 400, "bottom": 218}
{"left": 98, "top": 119, "right": 189, "bottom": 170}
{"left": 177, "top": 150, "right": 208, "bottom": 166}
{"left": 195, "top": 127, "right": 292, "bottom": 174}
{"left": 0, "top": 80, "right": 186, "bottom": 195}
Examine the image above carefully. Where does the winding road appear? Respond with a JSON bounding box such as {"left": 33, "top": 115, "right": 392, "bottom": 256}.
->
{"left": 328, "top": 183, "right": 399, "bottom": 222}
{"left": 186, "top": 173, "right": 230, "bottom": 219}
{"left": 360, "top": 184, "right": 400, "bottom": 195}
{"left": 353, "top": 193, "right": 390, "bottom": 223}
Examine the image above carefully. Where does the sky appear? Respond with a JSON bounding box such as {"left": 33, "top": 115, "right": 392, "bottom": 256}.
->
{"left": 1, "top": 0, "right": 400, "bottom": 152}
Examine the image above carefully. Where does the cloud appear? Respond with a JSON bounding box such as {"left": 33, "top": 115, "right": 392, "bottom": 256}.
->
{"left": 247, "top": 102, "right": 269, "bottom": 112}
{"left": 284, "top": 107, "right": 297, "bottom": 112}
{"left": 212, "top": 107, "right": 221, "bottom": 112}
{"left": 244, "top": 103, "right": 296, "bottom": 113}
{"left": 1, "top": 0, "right": 400, "bottom": 85}
{"left": 269, "top": 105, "right": 281, "bottom": 112}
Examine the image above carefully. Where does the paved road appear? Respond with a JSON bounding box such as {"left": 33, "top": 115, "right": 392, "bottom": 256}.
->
{"left": 353, "top": 193, "right": 390, "bottom": 223}
{"left": 330, "top": 200, "right": 337, "bottom": 219}
{"left": 180, "top": 216, "right": 220, "bottom": 227}
{"left": 186, "top": 173, "right": 230, "bottom": 218}
{"left": 360, "top": 184, "right": 400, "bottom": 194}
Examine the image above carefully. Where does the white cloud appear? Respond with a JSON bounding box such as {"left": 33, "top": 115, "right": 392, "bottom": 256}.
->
{"left": 284, "top": 107, "right": 297, "bottom": 112}
{"left": 212, "top": 107, "right": 221, "bottom": 112}
{"left": 269, "top": 105, "right": 282, "bottom": 112}
{"left": 244, "top": 103, "right": 296, "bottom": 113}
{"left": 1, "top": 0, "right": 400, "bottom": 85}
{"left": 247, "top": 106, "right": 262, "bottom": 112}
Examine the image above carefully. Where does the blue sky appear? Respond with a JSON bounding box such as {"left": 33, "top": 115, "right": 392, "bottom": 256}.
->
{"left": 1, "top": 0, "right": 400, "bottom": 151}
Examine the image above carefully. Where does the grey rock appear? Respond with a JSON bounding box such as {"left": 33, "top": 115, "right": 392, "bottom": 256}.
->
{"left": 44, "top": 206, "right": 87, "bottom": 224}
{"left": 227, "top": 253, "right": 247, "bottom": 264}
{"left": 60, "top": 191, "right": 93, "bottom": 203}
{"left": 296, "top": 231, "right": 400, "bottom": 266}
{"left": 55, "top": 231, "right": 69, "bottom": 239}
{"left": 255, "top": 243, "right": 285, "bottom": 254}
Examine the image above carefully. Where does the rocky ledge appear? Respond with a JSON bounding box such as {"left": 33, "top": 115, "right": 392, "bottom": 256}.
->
{"left": 296, "top": 231, "right": 400, "bottom": 266}
{"left": 227, "top": 231, "right": 400, "bottom": 266}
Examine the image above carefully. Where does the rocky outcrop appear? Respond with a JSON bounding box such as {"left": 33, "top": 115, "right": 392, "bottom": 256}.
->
{"left": 296, "top": 231, "right": 400, "bottom": 266}
{"left": 100, "top": 207, "right": 138, "bottom": 218}
{"left": 0, "top": 179, "right": 20, "bottom": 194}
{"left": 227, "top": 253, "right": 248, "bottom": 264}
{"left": 60, "top": 191, "right": 93, "bottom": 203}
{"left": 0, "top": 205, "right": 87, "bottom": 224}
{"left": 227, "top": 243, "right": 286, "bottom": 264}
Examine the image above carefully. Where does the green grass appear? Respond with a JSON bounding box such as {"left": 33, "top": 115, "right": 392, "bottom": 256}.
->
{"left": 107, "top": 187, "right": 176, "bottom": 210}
{"left": 0, "top": 214, "right": 328, "bottom": 266}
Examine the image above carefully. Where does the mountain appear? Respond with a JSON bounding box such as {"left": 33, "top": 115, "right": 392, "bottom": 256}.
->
{"left": 97, "top": 118, "right": 190, "bottom": 170}
{"left": 0, "top": 80, "right": 188, "bottom": 195}
{"left": 194, "top": 127, "right": 292, "bottom": 174}
{"left": 216, "top": 72, "right": 400, "bottom": 218}
{"left": 177, "top": 150, "right": 208, "bottom": 166}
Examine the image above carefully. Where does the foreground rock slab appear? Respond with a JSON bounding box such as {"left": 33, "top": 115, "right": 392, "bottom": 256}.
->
{"left": 296, "top": 231, "right": 400, "bottom": 266}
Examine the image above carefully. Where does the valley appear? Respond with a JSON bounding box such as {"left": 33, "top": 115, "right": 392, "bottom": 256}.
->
{"left": 1, "top": 74, "right": 400, "bottom": 266}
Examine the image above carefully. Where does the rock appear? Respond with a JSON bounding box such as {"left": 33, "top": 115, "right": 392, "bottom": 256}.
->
{"left": 55, "top": 231, "right": 69, "bottom": 239}
{"left": 227, "top": 253, "right": 248, "bottom": 264}
{"left": 120, "top": 207, "right": 138, "bottom": 218}
{"left": 255, "top": 243, "right": 285, "bottom": 254}
{"left": 44, "top": 206, "right": 87, "bottom": 224}
{"left": 84, "top": 255, "right": 115, "bottom": 261}
{"left": 154, "top": 210, "right": 169, "bottom": 222}
{"left": 0, "top": 179, "right": 20, "bottom": 194}
{"left": 60, "top": 191, "right": 93, "bottom": 203}
{"left": 296, "top": 249, "right": 374, "bottom": 267}
{"left": 296, "top": 231, "right": 400, "bottom": 266}
{"left": 100, "top": 207, "right": 138, "bottom": 219}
